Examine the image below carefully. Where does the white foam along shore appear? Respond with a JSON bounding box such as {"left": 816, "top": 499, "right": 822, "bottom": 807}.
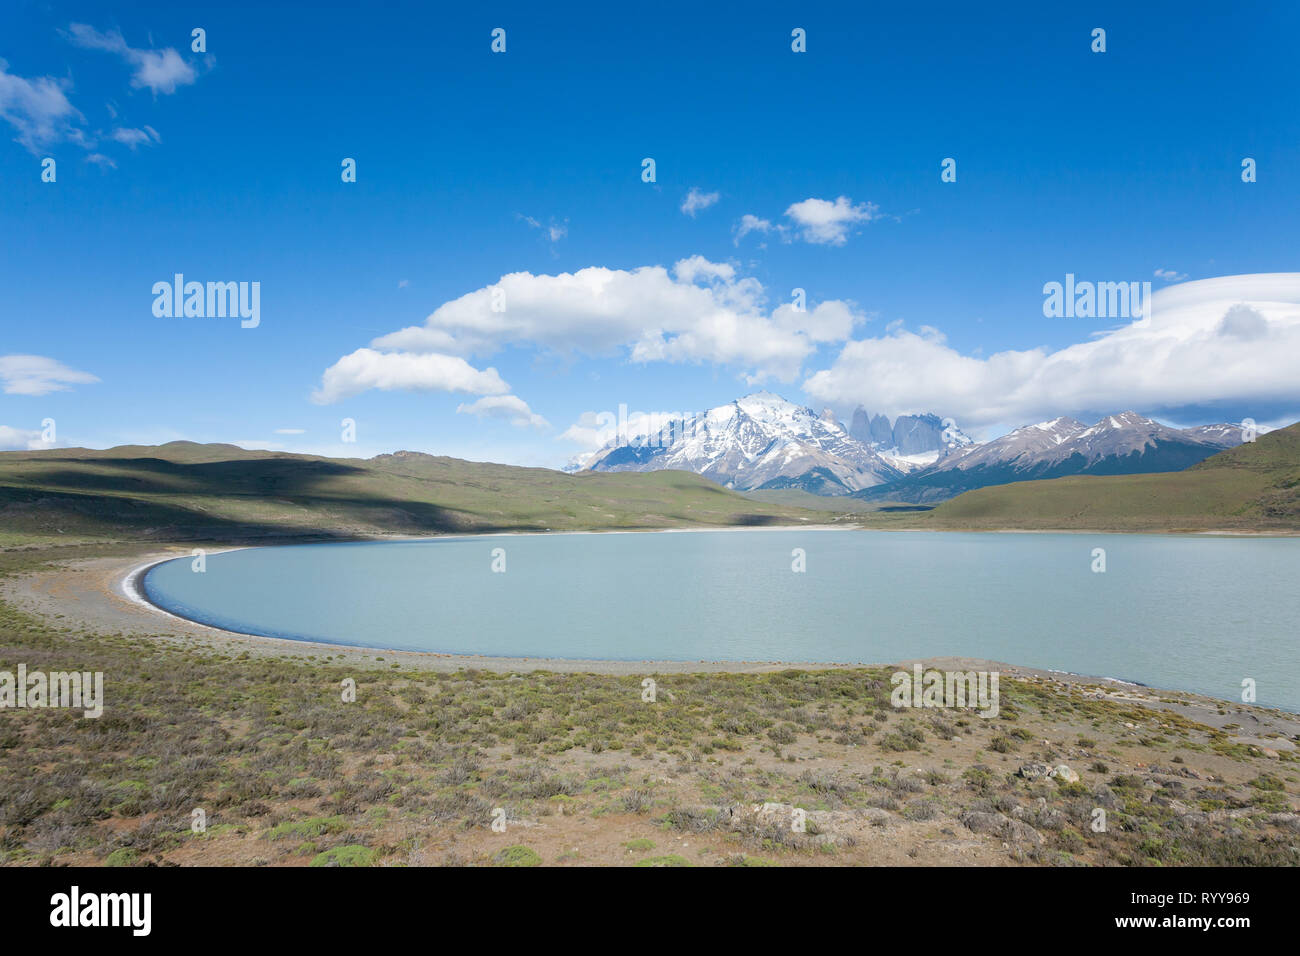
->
{"left": 120, "top": 548, "right": 265, "bottom": 636}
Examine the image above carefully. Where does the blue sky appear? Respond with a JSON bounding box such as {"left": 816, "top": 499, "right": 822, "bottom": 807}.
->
{"left": 3, "top": 0, "right": 1299, "bottom": 467}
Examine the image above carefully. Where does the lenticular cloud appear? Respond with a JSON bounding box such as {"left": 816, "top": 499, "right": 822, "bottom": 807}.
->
{"left": 803, "top": 273, "right": 1300, "bottom": 429}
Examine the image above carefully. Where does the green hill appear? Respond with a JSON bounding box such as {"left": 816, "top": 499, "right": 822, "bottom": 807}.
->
{"left": 0, "top": 442, "right": 820, "bottom": 542}
{"left": 7, "top": 426, "right": 1295, "bottom": 542}
{"left": 913, "top": 421, "right": 1300, "bottom": 532}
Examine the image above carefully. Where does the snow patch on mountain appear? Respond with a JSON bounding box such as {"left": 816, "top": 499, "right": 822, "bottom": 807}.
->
{"left": 572, "top": 392, "right": 903, "bottom": 493}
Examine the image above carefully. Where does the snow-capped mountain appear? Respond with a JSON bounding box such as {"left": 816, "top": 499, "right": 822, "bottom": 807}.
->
{"left": 849, "top": 408, "right": 974, "bottom": 458}
{"left": 572, "top": 392, "right": 903, "bottom": 494}
{"left": 570, "top": 395, "right": 1244, "bottom": 503}
{"left": 844, "top": 408, "right": 974, "bottom": 475}
{"left": 855, "top": 411, "right": 1245, "bottom": 503}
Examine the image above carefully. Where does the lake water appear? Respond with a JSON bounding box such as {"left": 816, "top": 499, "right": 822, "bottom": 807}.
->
{"left": 142, "top": 530, "right": 1300, "bottom": 710}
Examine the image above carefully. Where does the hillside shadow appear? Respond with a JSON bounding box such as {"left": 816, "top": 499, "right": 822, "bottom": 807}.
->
{"left": 0, "top": 484, "right": 483, "bottom": 540}
{"left": 9, "top": 457, "right": 368, "bottom": 497}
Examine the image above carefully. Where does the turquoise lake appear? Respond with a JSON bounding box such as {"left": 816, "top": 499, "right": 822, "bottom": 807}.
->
{"left": 141, "top": 530, "right": 1300, "bottom": 710}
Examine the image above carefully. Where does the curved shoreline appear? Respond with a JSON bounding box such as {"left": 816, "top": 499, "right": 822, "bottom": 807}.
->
{"left": 118, "top": 543, "right": 887, "bottom": 668}
{"left": 105, "top": 543, "right": 1284, "bottom": 715}
{"left": 1, "top": 544, "right": 853, "bottom": 675}
{"left": 3, "top": 540, "right": 1295, "bottom": 724}
{"left": 112, "top": 538, "right": 1174, "bottom": 672}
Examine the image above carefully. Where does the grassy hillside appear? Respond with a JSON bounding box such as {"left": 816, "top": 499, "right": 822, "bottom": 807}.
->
{"left": 5, "top": 426, "right": 1296, "bottom": 540}
{"left": 0, "top": 442, "right": 820, "bottom": 542}
{"left": 904, "top": 422, "right": 1300, "bottom": 532}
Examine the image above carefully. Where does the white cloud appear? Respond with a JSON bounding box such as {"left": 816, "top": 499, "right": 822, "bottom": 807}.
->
{"left": 558, "top": 411, "right": 617, "bottom": 450}
{"left": 110, "top": 125, "right": 159, "bottom": 148}
{"left": 559, "top": 408, "right": 694, "bottom": 450}
{"left": 784, "top": 196, "right": 881, "bottom": 245}
{"left": 0, "top": 355, "right": 99, "bottom": 396}
{"left": 732, "top": 214, "right": 773, "bottom": 246}
{"left": 520, "top": 214, "right": 567, "bottom": 244}
{"left": 456, "top": 395, "right": 549, "bottom": 429}
{"left": 361, "top": 258, "right": 861, "bottom": 384}
{"left": 0, "top": 59, "right": 84, "bottom": 151}
{"left": 273, "top": 428, "right": 306, "bottom": 435}
{"left": 311, "top": 348, "right": 510, "bottom": 404}
{"left": 772, "top": 299, "right": 860, "bottom": 344}
{"left": 66, "top": 24, "right": 197, "bottom": 95}
{"left": 803, "top": 273, "right": 1300, "bottom": 428}
{"left": 1155, "top": 268, "right": 1188, "bottom": 282}
{"left": 681, "top": 187, "right": 719, "bottom": 217}
{"left": 85, "top": 153, "right": 116, "bottom": 169}
{"left": 671, "top": 254, "right": 735, "bottom": 285}
{"left": 0, "top": 425, "right": 47, "bottom": 450}
{"left": 1217, "top": 303, "right": 1268, "bottom": 340}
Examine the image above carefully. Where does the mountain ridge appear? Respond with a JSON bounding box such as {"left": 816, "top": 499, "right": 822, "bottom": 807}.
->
{"left": 573, "top": 392, "right": 1246, "bottom": 501}
{"left": 856, "top": 409, "right": 1244, "bottom": 503}
{"left": 911, "top": 420, "right": 1300, "bottom": 531}
{"left": 574, "top": 392, "right": 906, "bottom": 494}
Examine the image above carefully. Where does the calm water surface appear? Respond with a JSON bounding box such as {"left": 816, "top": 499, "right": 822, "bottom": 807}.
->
{"left": 143, "top": 530, "right": 1300, "bottom": 710}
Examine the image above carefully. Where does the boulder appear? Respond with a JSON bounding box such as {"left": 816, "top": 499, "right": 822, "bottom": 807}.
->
{"left": 1049, "top": 765, "right": 1080, "bottom": 783}
{"left": 1018, "top": 763, "right": 1053, "bottom": 781}
{"left": 960, "top": 810, "right": 1044, "bottom": 846}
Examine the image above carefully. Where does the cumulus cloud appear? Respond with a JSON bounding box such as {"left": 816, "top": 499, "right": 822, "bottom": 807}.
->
{"left": 66, "top": 24, "right": 197, "bottom": 95}
{"left": 803, "top": 273, "right": 1300, "bottom": 429}
{"left": 559, "top": 407, "right": 712, "bottom": 452}
{"left": 0, "top": 59, "right": 84, "bottom": 151}
{"left": 732, "top": 214, "right": 774, "bottom": 246}
{"left": 0, "top": 425, "right": 48, "bottom": 450}
{"left": 456, "top": 395, "right": 549, "bottom": 429}
{"left": 0, "top": 355, "right": 99, "bottom": 396}
{"left": 360, "top": 257, "right": 863, "bottom": 384}
{"left": 680, "top": 187, "right": 719, "bottom": 217}
{"left": 784, "top": 196, "right": 881, "bottom": 245}
{"left": 558, "top": 411, "right": 618, "bottom": 450}
{"left": 735, "top": 196, "right": 884, "bottom": 246}
{"left": 311, "top": 348, "right": 510, "bottom": 404}
{"left": 772, "top": 299, "right": 860, "bottom": 344}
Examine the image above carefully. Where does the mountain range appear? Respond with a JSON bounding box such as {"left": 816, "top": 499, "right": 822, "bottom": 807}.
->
{"left": 570, "top": 393, "right": 921, "bottom": 494}
{"left": 571, "top": 392, "right": 1246, "bottom": 502}
{"left": 854, "top": 410, "right": 1244, "bottom": 504}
